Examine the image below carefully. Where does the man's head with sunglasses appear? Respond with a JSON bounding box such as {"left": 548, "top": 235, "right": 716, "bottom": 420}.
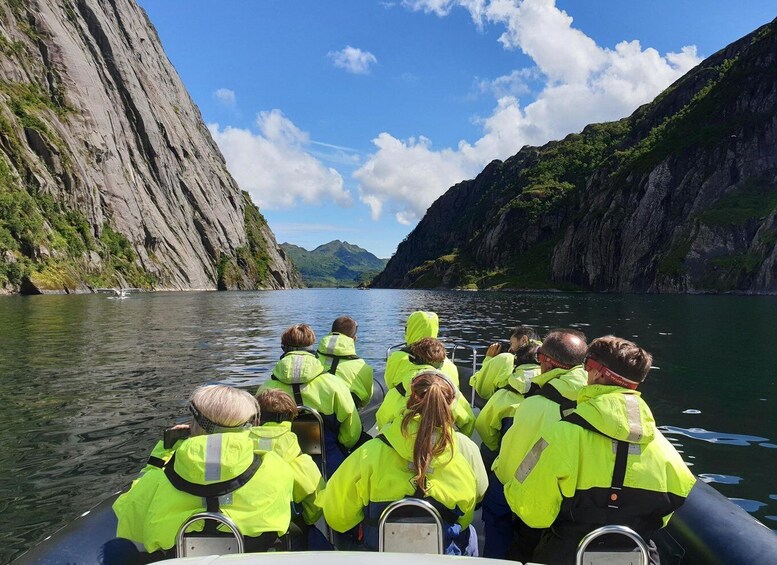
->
{"left": 584, "top": 336, "right": 652, "bottom": 389}
{"left": 536, "top": 328, "right": 588, "bottom": 373}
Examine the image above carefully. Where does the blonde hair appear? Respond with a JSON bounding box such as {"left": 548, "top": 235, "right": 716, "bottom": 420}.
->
{"left": 190, "top": 385, "right": 259, "bottom": 435}
{"left": 401, "top": 371, "right": 456, "bottom": 494}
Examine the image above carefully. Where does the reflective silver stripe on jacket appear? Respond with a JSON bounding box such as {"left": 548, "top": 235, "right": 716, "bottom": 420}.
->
{"left": 624, "top": 394, "right": 643, "bottom": 443}
{"left": 325, "top": 335, "right": 338, "bottom": 356}
{"left": 205, "top": 434, "right": 223, "bottom": 482}
{"left": 258, "top": 437, "right": 273, "bottom": 452}
{"left": 514, "top": 438, "right": 549, "bottom": 483}
{"left": 291, "top": 355, "right": 305, "bottom": 384}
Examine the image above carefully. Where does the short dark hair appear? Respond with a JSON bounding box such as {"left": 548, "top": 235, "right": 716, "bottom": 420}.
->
{"left": 332, "top": 316, "right": 358, "bottom": 338}
{"left": 514, "top": 342, "right": 539, "bottom": 366}
{"left": 510, "top": 326, "right": 538, "bottom": 342}
{"left": 541, "top": 329, "right": 588, "bottom": 367}
{"left": 410, "top": 337, "right": 446, "bottom": 365}
{"left": 281, "top": 324, "right": 315, "bottom": 348}
{"left": 587, "top": 336, "right": 652, "bottom": 382}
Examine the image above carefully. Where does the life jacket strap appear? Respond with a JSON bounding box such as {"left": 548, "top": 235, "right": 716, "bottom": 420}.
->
{"left": 163, "top": 452, "right": 262, "bottom": 499}
{"left": 147, "top": 455, "right": 166, "bottom": 469}
{"left": 563, "top": 412, "right": 632, "bottom": 516}
{"left": 373, "top": 434, "right": 460, "bottom": 525}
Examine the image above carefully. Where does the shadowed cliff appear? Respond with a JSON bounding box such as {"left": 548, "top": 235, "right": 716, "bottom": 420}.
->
{"left": 374, "top": 19, "right": 777, "bottom": 294}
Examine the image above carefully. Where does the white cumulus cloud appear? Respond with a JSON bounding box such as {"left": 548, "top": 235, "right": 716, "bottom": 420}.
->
{"left": 356, "top": 0, "right": 702, "bottom": 224}
{"left": 214, "top": 88, "right": 236, "bottom": 107}
{"left": 328, "top": 46, "right": 378, "bottom": 74}
{"left": 209, "top": 110, "right": 353, "bottom": 210}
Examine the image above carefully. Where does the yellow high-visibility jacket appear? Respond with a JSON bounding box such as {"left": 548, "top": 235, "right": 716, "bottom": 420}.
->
{"left": 114, "top": 432, "right": 294, "bottom": 552}
{"left": 316, "top": 332, "right": 374, "bottom": 407}
{"left": 250, "top": 421, "right": 324, "bottom": 524}
{"left": 503, "top": 385, "right": 696, "bottom": 562}
{"left": 493, "top": 366, "right": 587, "bottom": 484}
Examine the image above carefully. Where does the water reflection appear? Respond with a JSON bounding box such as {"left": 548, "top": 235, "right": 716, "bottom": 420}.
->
{"left": 1, "top": 289, "right": 776, "bottom": 559}
{"left": 660, "top": 426, "right": 771, "bottom": 446}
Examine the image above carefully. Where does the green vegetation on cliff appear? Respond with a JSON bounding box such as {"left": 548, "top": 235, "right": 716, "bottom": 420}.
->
{"left": 217, "top": 192, "right": 273, "bottom": 290}
{"left": 281, "top": 240, "right": 386, "bottom": 287}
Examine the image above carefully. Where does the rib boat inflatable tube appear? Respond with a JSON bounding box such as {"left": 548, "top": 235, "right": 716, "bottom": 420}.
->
{"left": 17, "top": 369, "right": 777, "bottom": 564}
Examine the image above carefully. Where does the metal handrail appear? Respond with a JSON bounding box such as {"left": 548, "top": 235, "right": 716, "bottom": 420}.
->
{"left": 175, "top": 511, "right": 244, "bottom": 556}
{"left": 378, "top": 498, "right": 445, "bottom": 554}
{"left": 576, "top": 524, "right": 650, "bottom": 565}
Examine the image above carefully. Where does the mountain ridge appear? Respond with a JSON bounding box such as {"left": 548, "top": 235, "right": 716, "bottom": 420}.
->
{"left": 281, "top": 240, "right": 387, "bottom": 287}
{"left": 373, "top": 19, "right": 777, "bottom": 294}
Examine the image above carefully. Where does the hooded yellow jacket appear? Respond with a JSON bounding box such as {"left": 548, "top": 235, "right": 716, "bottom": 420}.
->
{"left": 384, "top": 311, "right": 460, "bottom": 389}
{"left": 376, "top": 366, "right": 476, "bottom": 436}
{"left": 503, "top": 385, "right": 696, "bottom": 561}
{"left": 113, "top": 432, "right": 294, "bottom": 552}
{"left": 317, "top": 416, "right": 479, "bottom": 549}
{"left": 474, "top": 364, "right": 540, "bottom": 453}
{"left": 260, "top": 351, "right": 362, "bottom": 449}
{"left": 316, "top": 332, "right": 374, "bottom": 407}
{"left": 493, "top": 366, "right": 587, "bottom": 484}
{"left": 250, "top": 421, "right": 324, "bottom": 524}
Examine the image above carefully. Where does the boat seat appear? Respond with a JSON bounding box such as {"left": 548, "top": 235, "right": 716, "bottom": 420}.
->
{"left": 292, "top": 405, "right": 327, "bottom": 478}
{"left": 575, "top": 524, "right": 650, "bottom": 565}
{"left": 175, "top": 511, "right": 244, "bottom": 557}
{"left": 378, "top": 498, "right": 444, "bottom": 554}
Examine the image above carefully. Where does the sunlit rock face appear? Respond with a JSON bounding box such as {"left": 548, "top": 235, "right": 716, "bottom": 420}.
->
{"left": 374, "top": 19, "right": 777, "bottom": 294}
{"left": 0, "top": 0, "right": 300, "bottom": 293}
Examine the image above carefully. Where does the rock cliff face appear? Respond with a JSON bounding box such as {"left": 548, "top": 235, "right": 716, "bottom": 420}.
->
{"left": 0, "top": 0, "right": 300, "bottom": 292}
{"left": 374, "top": 19, "right": 777, "bottom": 294}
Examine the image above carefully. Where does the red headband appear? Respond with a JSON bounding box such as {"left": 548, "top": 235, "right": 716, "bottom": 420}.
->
{"left": 538, "top": 351, "right": 573, "bottom": 371}
{"left": 584, "top": 357, "right": 639, "bottom": 390}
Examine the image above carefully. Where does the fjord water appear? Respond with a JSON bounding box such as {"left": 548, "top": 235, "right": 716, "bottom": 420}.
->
{"left": 1, "top": 289, "right": 776, "bottom": 560}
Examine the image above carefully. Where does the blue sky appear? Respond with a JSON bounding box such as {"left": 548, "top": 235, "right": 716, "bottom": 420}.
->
{"left": 137, "top": 1, "right": 775, "bottom": 258}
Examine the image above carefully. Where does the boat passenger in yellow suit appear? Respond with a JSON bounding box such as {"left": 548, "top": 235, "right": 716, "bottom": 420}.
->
{"left": 112, "top": 385, "right": 295, "bottom": 558}
{"left": 377, "top": 337, "right": 476, "bottom": 436}
{"left": 259, "top": 324, "right": 362, "bottom": 477}
{"left": 319, "top": 371, "right": 487, "bottom": 554}
{"left": 474, "top": 341, "right": 540, "bottom": 559}
{"left": 384, "top": 311, "right": 459, "bottom": 389}
{"left": 470, "top": 325, "right": 540, "bottom": 400}
{"left": 316, "top": 316, "right": 374, "bottom": 408}
{"left": 493, "top": 328, "right": 588, "bottom": 561}
{"left": 503, "top": 336, "right": 697, "bottom": 564}
{"left": 251, "top": 389, "right": 324, "bottom": 525}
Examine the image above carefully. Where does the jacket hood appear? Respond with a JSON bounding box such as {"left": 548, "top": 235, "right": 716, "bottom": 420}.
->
{"left": 317, "top": 332, "right": 357, "bottom": 357}
{"left": 173, "top": 432, "right": 255, "bottom": 484}
{"left": 381, "top": 414, "right": 457, "bottom": 470}
{"left": 574, "top": 385, "right": 656, "bottom": 445}
{"left": 508, "top": 363, "right": 541, "bottom": 394}
{"left": 405, "top": 311, "right": 439, "bottom": 344}
{"left": 534, "top": 366, "right": 588, "bottom": 401}
{"left": 251, "top": 421, "right": 292, "bottom": 439}
{"left": 272, "top": 351, "right": 325, "bottom": 384}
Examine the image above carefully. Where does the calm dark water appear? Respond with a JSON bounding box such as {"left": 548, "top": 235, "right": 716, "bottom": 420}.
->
{"left": 1, "top": 289, "right": 775, "bottom": 561}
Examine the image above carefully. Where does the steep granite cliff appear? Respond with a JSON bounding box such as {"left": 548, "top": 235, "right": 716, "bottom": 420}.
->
{"left": 0, "top": 0, "right": 300, "bottom": 292}
{"left": 374, "top": 19, "right": 777, "bottom": 294}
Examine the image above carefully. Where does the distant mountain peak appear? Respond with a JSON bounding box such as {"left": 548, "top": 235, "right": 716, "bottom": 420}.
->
{"left": 281, "top": 240, "right": 387, "bottom": 287}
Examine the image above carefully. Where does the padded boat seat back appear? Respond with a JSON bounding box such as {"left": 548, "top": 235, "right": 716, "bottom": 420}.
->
{"left": 379, "top": 498, "right": 444, "bottom": 554}
{"left": 292, "top": 405, "right": 326, "bottom": 476}
{"left": 176, "top": 512, "right": 244, "bottom": 557}
{"left": 576, "top": 525, "right": 650, "bottom": 565}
